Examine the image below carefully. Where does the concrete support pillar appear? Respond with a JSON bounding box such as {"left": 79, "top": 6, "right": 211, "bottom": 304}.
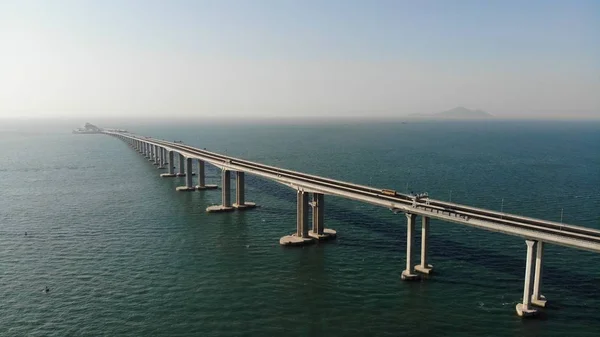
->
{"left": 236, "top": 172, "right": 245, "bottom": 205}
{"left": 143, "top": 143, "right": 149, "bottom": 157}
{"left": 197, "top": 159, "right": 205, "bottom": 186}
{"left": 232, "top": 171, "right": 255, "bottom": 209}
{"left": 206, "top": 169, "right": 234, "bottom": 212}
{"left": 297, "top": 190, "right": 309, "bottom": 238}
{"left": 312, "top": 193, "right": 324, "bottom": 235}
{"left": 531, "top": 241, "right": 547, "bottom": 307}
{"left": 152, "top": 145, "right": 159, "bottom": 165}
{"left": 185, "top": 158, "right": 194, "bottom": 187}
{"left": 161, "top": 151, "right": 176, "bottom": 177}
{"left": 222, "top": 170, "right": 231, "bottom": 207}
{"left": 516, "top": 240, "right": 538, "bottom": 317}
{"left": 176, "top": 157, "right": 196, "bottom": 191}
{"left": 157, "top": 148, "right": 165, "bottom": 169}
{"left": 307, "top": 193, "right": 335, "bottom": 241}
{"left": 195, "top": 159, "right": 218, "bottom": 190}
{"left": 401, "top": 213, "right": 420, "bottom": 281}
{"left": 148, "top": 144, "right": 154, "bottom": 161}
{"left": 168, "top": 152, "right": 174, "bottom": 175}
{"left": 415, "top": 216, "right": 433, "bottom": 274}
{"left": 177, "top": 153, "right": 185, "bottom": 176}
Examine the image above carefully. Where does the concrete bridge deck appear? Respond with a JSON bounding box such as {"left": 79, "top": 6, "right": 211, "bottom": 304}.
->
{"left": 102, "top": 130, "right": 600, "bottom": 318}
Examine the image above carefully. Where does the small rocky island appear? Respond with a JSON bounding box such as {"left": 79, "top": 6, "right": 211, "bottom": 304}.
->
{"left": 73, "top": 123, "right": 102, "bottom": 134}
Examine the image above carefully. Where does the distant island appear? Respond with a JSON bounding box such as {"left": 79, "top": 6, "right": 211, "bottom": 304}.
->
{"left": 410, "top": 107, "right": 493, "bottom": 119}
{"left": 73, "top": 122, "right": 102, "bottom": 134}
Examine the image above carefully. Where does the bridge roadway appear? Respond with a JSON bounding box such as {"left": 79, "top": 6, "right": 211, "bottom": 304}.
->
{"left": 104, "top": 130, "right": 600, "bottom": 318}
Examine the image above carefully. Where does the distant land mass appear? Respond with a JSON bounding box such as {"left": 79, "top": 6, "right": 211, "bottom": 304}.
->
{"left": 409, "top": 107, "right": 493, "bottom": 119}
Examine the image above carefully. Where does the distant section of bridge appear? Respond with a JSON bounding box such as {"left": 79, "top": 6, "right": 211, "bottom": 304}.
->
{"left": 100, "top": 129, "right": 600, "bottom": 319}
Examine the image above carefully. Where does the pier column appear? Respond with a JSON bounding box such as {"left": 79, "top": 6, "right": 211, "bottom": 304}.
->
{"left": 198, "top": 160, "right": 205, "bottom": 186}
{"left": 312, "top": 193, "right": 324, "bottom": 235}
{"left": 401, "top": 213, "right": 420, "bottom": 281}
{"left": 516, "top": 240, "right": 538, "bottom": 317}
{"left": 143, "top": 143, "right": 149, "bottom": 157}
{"left": 160, "top": 151, "right": 176, "bottom": 177}
{"left": 177, "top": 153, "right": 185, "bottom": 176}
{"left": 206, "top": 170, "right": 235, "bottom": 212}
{"left": 185, "top": 158, "right": 193, "bottom": 187}
{"left": 532, "top": 241, "right": 547, "bottom": 307}
{"left": 309, "top": 193, "right": 337, "bottom": 241}
{"left": 222, "top": 170, "right": 231, "bottom": 207}
{"left": 152, "top": 145, "right": 159, "bottom": 165}
{"left": 415, "top": 216, "right": 433, "bottom": 274}
{"left": 176, "top": 157, "right": 196, "bottom": 191}
{"left": 157, "top": 148, "right": 165, "bottom": 169}
{"left": 236, "top": 172, "right": 244, "bottom": 205}
{"left": 148, "top": 144, "right": 155, "bottom": 161}
{"left": 232, "top": 172, "right": 256, "bottom": 210}
{"left": 195, "top": 159, "right": 218, "bottom": 190}
{"left": 297, "top": 191, "right": 310, "bottom": 238}
{"left": 169, "top": 151, "right": 174, "bottom": 174}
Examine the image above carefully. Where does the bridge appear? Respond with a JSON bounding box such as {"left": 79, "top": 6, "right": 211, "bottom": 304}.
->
{"left": 101, "top": 129, "right": 600, "bottom": 318}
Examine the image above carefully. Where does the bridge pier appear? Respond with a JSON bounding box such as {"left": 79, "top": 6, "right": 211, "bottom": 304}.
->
{"left": 161, "top": 151, "right": 177, "bottom": 177}
{"left": 176, "top": 153, "right": 185, "bottom": 176}
{"left": 532, "top": 241, "right": 547, "bottom": 307}
{"left": 280, "top": 190, "right": 315, "bottom": 246}
{"left": 308, "top": 193, "right": 336, "bottom": 241}
{"left": 401, "top": 213, "right": 420, "bottom": 281}
{"left": 206, "top": 169, "right": 234, "bottom": 213}
{"left": 152, "top": 145, "right": 159, "bottom": 165}
{"left": 516, "top": 240, "right": 539, "bottom": 317}
{"left": 144, "top": 143, "right": 150, "bottom": 158}
{"left": 233, "top": 171, "right": 256, "bottom": 210}
{"left": 148, "top": 145, "right": 155, "bottom": 162}
{"left": 157, "top": 147, "right": 166, "bottom": 169}
{"left": 176, "top": 157, "right": 196, "bottom": 191}
{"left": 195, "top": 159, "right": 218, "bottom": 190}
{"left": 415, "top": 216, "right": 433, "bottom": 274}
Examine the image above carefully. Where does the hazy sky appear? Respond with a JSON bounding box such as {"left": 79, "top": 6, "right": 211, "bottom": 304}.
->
{"left": 0, "top": 0, "right": 598, "bottom": 120}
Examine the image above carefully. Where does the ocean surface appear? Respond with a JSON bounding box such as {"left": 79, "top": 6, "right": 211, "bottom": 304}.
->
{"left": 1, "top": 119, "right": 599, "bottom": 336}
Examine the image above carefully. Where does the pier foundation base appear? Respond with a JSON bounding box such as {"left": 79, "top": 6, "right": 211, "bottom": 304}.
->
{"left": 176, "top": 186, "right": 196, "bottom": 192}
{"left": 160, "top": 173, "right": 177, "bottom": 178}
{"left": 308, "top": 228, "right": 337, "bottom": 241}
{"left": 532, "top": 295, "right": 547, "bottom": 308}
{"left": 176, "top": 172, "right": 195, "bottom": 177}
{"left": 206, "top": 205, "right": 235, "bottom": 213}
{"left": 516, "top": 303, "right": 538, "bottom": 318}
{"left": 196, "top": 184, "right": 219, "bottom": 190}
{"left": 415, "top": 264, "right": 434, "bottom": 274}
{"left": 401, "top": 270, "right": 421, "bottom": 281}
{"left": 279, "top": 234, "right": 315, "bottom": 246}
{"left": 232, "top": 202, "right": 257, "bottom": 210}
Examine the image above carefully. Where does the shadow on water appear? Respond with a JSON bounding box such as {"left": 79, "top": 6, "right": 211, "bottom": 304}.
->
{"left": 243, "top": 174, "right": 600, "bottom": 303}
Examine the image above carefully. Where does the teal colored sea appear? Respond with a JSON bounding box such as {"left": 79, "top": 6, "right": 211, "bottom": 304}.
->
{"left": 1, "top": 120, "right": 599, "bottom": 336}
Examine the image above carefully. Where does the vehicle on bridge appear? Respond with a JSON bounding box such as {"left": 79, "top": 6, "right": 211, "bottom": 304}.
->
{"left": 381, "top": 189, "right": 396, "bottom": 196}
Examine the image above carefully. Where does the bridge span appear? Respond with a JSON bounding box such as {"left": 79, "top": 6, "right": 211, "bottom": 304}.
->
{"left": 103, "top": 130, "right": 600, "bottom": 318}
